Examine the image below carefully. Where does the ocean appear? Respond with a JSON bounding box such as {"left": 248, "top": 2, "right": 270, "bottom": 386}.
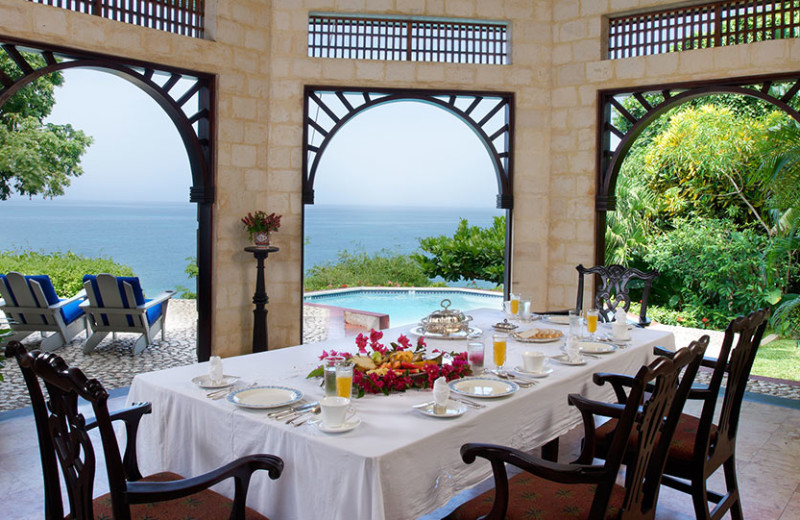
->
{"left": 0, "top": 200, "right": 505, "bottom": 295}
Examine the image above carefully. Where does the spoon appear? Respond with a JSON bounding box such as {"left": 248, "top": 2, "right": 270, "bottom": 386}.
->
{"left": 291, "top": 406, "right": 321, "bottom": 426}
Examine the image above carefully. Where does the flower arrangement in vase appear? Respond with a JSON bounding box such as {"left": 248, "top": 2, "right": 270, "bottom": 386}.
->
{"left": 242, "top": 211, "right": 281, "bottom": 246}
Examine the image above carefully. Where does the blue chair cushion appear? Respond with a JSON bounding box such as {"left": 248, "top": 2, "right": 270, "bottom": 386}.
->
{"left": 60, "top": 298, "right": 85, "bottom": 324}
{"left": 144, "top": 299, "right": 162, "bottom": 326}
{"left": 25, "top": 275, "right": 60, "bottom": 305}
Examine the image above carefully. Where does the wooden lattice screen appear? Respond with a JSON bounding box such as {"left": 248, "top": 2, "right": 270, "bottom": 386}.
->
{"left": 308, "top": 14, "right": 509, "bottom": 64}
{"left": 608, "top": 0, "right": 800, "bottom": 59}
{"left": 26, "top": 0, "right": 204, "bottom": 38}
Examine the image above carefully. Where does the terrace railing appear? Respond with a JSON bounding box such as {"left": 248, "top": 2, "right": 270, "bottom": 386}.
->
{"left": 608, "top": 0, "right": 800, "bottom": 59}
{"left": 26, "top": 0, "right": 204, "bottom": 38}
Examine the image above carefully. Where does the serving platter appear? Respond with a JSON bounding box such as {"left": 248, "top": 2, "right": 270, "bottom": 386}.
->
{"left": 228, "top": 386, "right": 303, "bottom": 409}
{"left": 409, "top": 326, "right": 482, "bottom": 340}
{"left": 512, "top": 329, "right": 563, "bottom": 343}
{"left": 448, "top": 377, "right": 518, "bottom": 398}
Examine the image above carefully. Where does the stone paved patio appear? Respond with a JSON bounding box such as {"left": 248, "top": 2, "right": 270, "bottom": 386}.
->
{"left": 1, "top": 302, "right": 797, "bottom": 412}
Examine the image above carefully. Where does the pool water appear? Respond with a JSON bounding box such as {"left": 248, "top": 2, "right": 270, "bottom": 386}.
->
{"left": 304, "top": 289, "right": 503, "bottom": 327}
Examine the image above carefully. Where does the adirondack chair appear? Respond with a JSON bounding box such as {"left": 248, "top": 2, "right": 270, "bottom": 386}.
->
{"left": 0, "top": 271, "right": 87, "bottom": 352}
{"left": 81, "top": 274, "right": 175, "bottom": 355}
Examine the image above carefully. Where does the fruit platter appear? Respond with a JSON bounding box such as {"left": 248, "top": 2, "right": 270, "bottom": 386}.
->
{"left": 307, "top": 329, "right": 472, "bottom": 397}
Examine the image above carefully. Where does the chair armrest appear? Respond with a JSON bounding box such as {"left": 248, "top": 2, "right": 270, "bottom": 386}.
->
{"left": 653, "top": 345, "right": 676, "bottom": 358}
{"left": 569, "top": 393, "right": 627, "bottom": 464}
{"left": 593, "top": 372, "right": 639, "bottom": 403}
{"left": 126, "top": 454, "right": 283, "bottom": 507}
{"left": 86, "top": 401, "right": 152, "bottom": 481}
{"left": 140, "top": 290, "right": 176, "bottom": 309}
{"left": 461, "top": 443, "right": 605, "bottom": 485}
{"left": 50, "top": 289, "right": 87, "bottom": 310}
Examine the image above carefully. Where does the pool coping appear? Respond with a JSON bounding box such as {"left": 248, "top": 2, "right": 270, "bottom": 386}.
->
{"left": 303, "top": 286, "right": 502, "bottom": 298}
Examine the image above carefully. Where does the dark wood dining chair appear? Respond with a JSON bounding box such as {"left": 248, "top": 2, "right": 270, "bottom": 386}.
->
{"left": 576, "top": 264, "right": 660, "bottom": 326}
{"left": 5, "top": 340, "right": 284, "bottom": 520}
{"left": 591, "top": 308, "right": 768, "bottom": 520}
{"left": 443, "top": 337, "right": 708, "bottom": 520}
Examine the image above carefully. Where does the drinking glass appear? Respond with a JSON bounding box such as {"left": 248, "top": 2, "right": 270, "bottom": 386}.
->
{"left": 492, "top": 333, "right": 508, "bottom": 372}
{"left": 568, "top": 309, "right": 581, "bottom": 338}
{"left": 335, "top": 361, "right": 354, "bottom": 398}
{"left": 586, "top": 308, "right": 599, "bottom": 340}
{"left": 323, "top": 356, "right": 344, "bottom": 397}
{"left": 467, "top": 341, "right": 485, "bottom": 374}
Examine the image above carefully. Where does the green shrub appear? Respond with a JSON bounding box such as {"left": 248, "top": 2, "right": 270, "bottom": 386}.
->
{"left": 0, "top": 250, "right": 134, "bottom": 296}
{"left": 643, "top": 218, "right": 776, "bottom": 328}
{"left": 175, "top": 256, "right": 197, "bottom": 299}
{"left": 305, "top": 249, "right": 439, "bottom": 291}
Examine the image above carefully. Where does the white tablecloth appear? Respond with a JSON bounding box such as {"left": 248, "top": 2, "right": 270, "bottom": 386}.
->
{"left": 126, "top": 309, "right": 675, "bottom": 520}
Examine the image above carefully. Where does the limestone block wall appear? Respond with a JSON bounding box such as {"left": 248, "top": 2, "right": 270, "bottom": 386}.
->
{"left": 2, "top": 0, "right": 797, "bottom": 355}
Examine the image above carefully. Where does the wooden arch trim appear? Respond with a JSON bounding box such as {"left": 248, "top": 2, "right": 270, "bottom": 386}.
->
{"left": 0, "top": 37, "right": 216, "bottom": 361}
{"left": 598, "top": 73, "right": 800, "bottom": 213}
{"left": 302, "top": 86, "right": 515, "bottom": 209}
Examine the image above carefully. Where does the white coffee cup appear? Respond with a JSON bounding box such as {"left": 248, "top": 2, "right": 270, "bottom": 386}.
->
{"left": 522, "top": 351, "right": 546, "bottom": 373}
{"left": 319, "top": 396, "right": 354, "bottom": 428}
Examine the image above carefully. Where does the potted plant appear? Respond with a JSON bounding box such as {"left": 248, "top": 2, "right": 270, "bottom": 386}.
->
{"left": 242, "top": 211, "right": 282, "bottom": 246}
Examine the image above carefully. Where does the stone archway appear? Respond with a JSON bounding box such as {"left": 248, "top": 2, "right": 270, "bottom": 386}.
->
{"left": 596, "top": 72, "right": 800, "bottom": 264}
{"left": 0, "top": 37, "right": 215, "bottom": 361}
{"left": 301, "top": 86, "right": 515, "bottom": 307}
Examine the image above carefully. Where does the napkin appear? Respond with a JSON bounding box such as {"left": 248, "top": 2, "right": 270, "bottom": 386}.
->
{"left": 433, "top": 376, "right": 449, "bottom": 414}
{"left": 209, "top": 356, "right": 223, "bottom": 385}
{"left": 612, "top": 308, "right": 628, "bottom": 340}
{"left": 565, "top": 336, "right": 582, "bottom": 362}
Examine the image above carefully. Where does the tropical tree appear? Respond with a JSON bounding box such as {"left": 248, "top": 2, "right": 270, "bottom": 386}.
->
{"left": 412, "top": 217, "right": 506, "bottom": 286}
{"left": 0, "top": 52, "right": 93, "bottom": 200}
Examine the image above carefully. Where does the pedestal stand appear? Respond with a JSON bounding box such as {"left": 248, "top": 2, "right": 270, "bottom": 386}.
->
{"left": 244, "top": 246, "right": 279, "bottom": 352}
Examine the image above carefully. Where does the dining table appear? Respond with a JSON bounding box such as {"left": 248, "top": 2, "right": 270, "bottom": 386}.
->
{"left": 126, "top": 308, "right": 676, "bottom": 520}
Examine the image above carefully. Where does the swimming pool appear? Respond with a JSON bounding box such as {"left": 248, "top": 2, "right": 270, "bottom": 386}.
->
{"left": 304, "top": 288, "right": 503, "bottom": 327}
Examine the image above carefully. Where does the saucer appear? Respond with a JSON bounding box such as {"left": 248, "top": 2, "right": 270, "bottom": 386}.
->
{"left": 513, "top": 365, "right": 554, "bottom": 378}
{"left": 192, "top": 374, "right": 239, "bottom": 389}
{"left": 549, "top": 354, "right": 587, "bottom": 366}
{"left": 414, "top": 399, "right": 468, "bottom": 418}
{"left": 309, "top": 417, "right": 361, "bottom": 433}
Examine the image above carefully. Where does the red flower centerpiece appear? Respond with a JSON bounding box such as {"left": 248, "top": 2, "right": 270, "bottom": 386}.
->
{"left": 242, "top": 211, "right": 281, "bottom": 246}
{"left": 307, "top": 329, "right": 472, "bottom": 397}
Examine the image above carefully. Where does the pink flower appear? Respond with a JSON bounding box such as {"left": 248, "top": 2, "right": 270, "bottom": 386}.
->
{"left": 396, "top": 334, "right": 411, "bottom": 349}
{"left": 369, "top": 329, "right": 384, "bottom": 346}
{"left": 355, "top": 333, "right": 368, "bottom": 353}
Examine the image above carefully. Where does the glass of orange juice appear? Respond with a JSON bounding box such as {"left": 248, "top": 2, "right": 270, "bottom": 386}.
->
{"left": 586, "top": 308, "right": 599, "bottom": 340}
{"left": 492, "top": 333, "right": 508, "bottom": 372}
{"left": 335, "top": 361, "right": 354, "bottom": 398}
{"left": 510, "top": 294, "right": 520, "bottom": 315}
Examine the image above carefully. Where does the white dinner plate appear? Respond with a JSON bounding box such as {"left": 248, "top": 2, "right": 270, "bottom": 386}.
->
{"left": 542, "top": 315, "right": 571, "bottom": 325}
{"left": 309, "top": 416, "right": 361, "bottom": 433}
{"left": 449, "top": 377, "right": 518, "bottom": 398}
{"left": 192, "top": 374, "right": 239, "bottom": 389}
{"left": 550, "top": 354, "right": 588, "bottom": 366}
{"left": 578, "top": 341, "right": 618, "bottom": 354}
{"left": 414, "top": 399, "right": 468, "bottom": 418}
{"left": 513, "top": 365, "right": 554, "bottom": 378}
{"left": 228, "top": 386, "right": 303, "bottom": 409}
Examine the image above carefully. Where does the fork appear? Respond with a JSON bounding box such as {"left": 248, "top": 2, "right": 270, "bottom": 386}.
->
{"left": 209, "top": 382, "right": 256, "bottom": 400}
{"left": 494, "top": 371, "right": 535, "bottom": 387}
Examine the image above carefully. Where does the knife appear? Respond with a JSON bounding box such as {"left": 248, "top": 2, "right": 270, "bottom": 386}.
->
{"left": 271, "top": 401, "right": 318, "bottom": 420}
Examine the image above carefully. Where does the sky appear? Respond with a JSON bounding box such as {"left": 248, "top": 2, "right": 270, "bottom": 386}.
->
{"left": 29, "top": 69, "right": 501, "bottom": 208}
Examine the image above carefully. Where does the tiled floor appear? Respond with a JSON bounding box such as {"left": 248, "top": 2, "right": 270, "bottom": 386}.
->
{"left": 2, "top": 391, "right": 799, "bottom": 519}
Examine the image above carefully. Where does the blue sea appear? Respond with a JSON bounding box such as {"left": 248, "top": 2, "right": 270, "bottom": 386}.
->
{"left": 0, "top": 200, "right": 504, "bottom": 295}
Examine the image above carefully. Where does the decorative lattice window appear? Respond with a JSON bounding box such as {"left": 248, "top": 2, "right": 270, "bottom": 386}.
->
{"left": 26, "top": 0, "right": 204, "bottom": 38}
{"left": 608, "top": 0, "right": 800, "bottom": 59}
{"left": 308, "top": 13, "right": 509, "bottom": 64}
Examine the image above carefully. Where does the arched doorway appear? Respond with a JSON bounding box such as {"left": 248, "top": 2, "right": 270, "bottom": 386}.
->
{"left": 301, "top": 86, "right": 515, "bottom": 329}
{"left": 0, "top": 37, "right": 215, "bottom": 361}
{"left": 596, "top": 72, "right": 800, "bottom": 265}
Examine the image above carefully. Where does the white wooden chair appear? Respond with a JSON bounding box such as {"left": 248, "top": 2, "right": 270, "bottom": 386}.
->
{"left": 0, "top": 271, "right": 87, "bottom": 352}
{"left": 81, "top": 274, "right": 175, "bottom": 355}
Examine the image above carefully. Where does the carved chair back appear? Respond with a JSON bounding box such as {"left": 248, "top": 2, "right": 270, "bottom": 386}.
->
{"left": 696, "top": 309, "right": 769, "bottom": 470}
{"left": 5, "top": 340, "right": 133, "bottom": 520}
{"left": 576, "top": 264, "right": 659, "bottom": 326}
